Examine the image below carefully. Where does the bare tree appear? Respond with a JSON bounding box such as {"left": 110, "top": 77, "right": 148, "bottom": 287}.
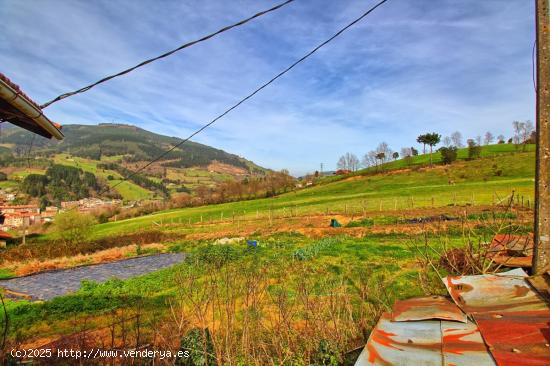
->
{"left": 337, "top": 156, "right": 346, "bottom": 170}
{"left": 442, "top": 136, "right": 451, "bottom": 147}
{"left": 347, "top": 153, "right": 360, "bottom": 171}
{"left": 512, "top": 121, "right": 524, "bottom": 146}
{"left": 361, "top": 152, "right": 374, "bottom": 168}
{"left": 451, "top": 131, "right": 463, "bottom": 147}
{"left": 376, "top": 142, "right": 392, "bottom": 164}
{"left": 523, "top": 120, "right": 534, "bottom": 142}
{"left": 475, "top": 135, "right": 482, "bottom": 146}
{"left": 338, "top": 153, "right": 359, "bottom": 171}
{"left": 400, "top": 147, "right": 412, "bottom": 157}
{"left": 484, "top": 132, "right": 494, "bottom": 145}
{"left": 497, "top": 134, "right": 505, "bottom": 143}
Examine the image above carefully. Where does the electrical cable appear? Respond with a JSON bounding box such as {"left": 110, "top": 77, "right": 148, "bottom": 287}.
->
{"left": 40, "top": 0, "right": 295, "bottom": 109}
{"left": 102, "top": 0, "right": 390, "bottom": 196}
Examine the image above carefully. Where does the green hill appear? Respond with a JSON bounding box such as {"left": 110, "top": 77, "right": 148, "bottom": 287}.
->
{"left": 0, "top": 123, "right": 269, "bottom": 201}
{"left": 1, "top": 123, "right": 266, "bottom": 172}
{"left": 86, "top": 144, "right": 535, "bottom": 239}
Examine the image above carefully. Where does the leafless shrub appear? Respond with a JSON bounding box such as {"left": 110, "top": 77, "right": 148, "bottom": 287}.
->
{"left": 410, "top": 196, "right": 531, "bottom": 295}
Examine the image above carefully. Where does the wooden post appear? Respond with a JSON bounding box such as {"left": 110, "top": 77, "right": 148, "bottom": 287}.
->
{"left": 534, "top": 0, "right": 550, "bottom": 273}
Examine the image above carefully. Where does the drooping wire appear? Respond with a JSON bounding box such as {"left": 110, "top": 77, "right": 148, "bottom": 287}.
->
{"left": 39, "top": 0, "right": 295, "bottom": 109}
{"left": 26, "top": 134, "right": 36, "bottom": 169}
{"left": 532, "top": 38, "right": 537, "bottom": 93}
{"left": 101, "top": 0, "right": 391, "bottom": 197}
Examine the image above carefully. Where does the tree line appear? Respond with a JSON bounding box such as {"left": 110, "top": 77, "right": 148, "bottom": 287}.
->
{"left": 335, "top": 120, "right": 535, "bottom": 172}
{"left": 97, "top": 163, "right": 170, "bottom": 197}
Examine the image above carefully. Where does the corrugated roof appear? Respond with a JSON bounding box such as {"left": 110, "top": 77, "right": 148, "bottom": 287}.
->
{"left": 443, "top": 268, "right": 549, "bottom": 314}
{"left": 474, "top": 310, "right": 550, "bottom": 366}
{"left": 355, "top": 312, "right": 495, "bottom": 366}
{"left": 355, "top": 267, "right": 550, "bottom": 366}
{"left": 391, "top": 295, "right": 467, "bottom": 323}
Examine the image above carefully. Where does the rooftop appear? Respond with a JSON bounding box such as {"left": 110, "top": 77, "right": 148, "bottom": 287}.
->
{"left": 0, "top": 72, "right": 63, "bottom": 140}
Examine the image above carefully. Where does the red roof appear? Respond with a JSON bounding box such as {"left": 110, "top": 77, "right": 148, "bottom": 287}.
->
{"left": 0, "top": 205, "right": 39, "bottom": 209}
{"left": 0, "top": 72, "right": 63, "bottom": 138}
{"left": 0, "top": 72, "right": 42, "bottom": 110}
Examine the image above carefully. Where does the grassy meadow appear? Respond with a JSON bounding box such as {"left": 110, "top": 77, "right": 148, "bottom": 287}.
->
{"left": 0, "top": 143, "right": 537, "bottom": 364}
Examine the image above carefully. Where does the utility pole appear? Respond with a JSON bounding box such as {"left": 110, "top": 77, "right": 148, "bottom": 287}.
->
{"left": 320, "top": 163, "right": 323, "bottom": 175}
{"left": 533, "top": 0, "right": 550, "bottom": 274}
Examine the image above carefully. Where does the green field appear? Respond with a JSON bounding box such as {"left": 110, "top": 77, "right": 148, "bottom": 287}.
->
{"left": 1, "top": 144, "right": 537, "bottom": 364}
{"left": 86, "top": 145, "right": 534, "bottom": 239}
{"left": 53, "top": 154, "right": 154, "bottom": 201}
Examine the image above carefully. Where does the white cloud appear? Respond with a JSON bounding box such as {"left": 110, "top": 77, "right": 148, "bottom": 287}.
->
{"left": 0, "top": 0, "right": 535, "bottom": 176}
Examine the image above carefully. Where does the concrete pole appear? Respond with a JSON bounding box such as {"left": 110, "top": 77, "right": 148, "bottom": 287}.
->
{"left": 533, "top": 0, "right": 550, "bottom": 274}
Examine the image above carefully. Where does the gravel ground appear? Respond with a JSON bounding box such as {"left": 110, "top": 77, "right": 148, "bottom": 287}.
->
{"left": 0, "top": 253, "right": 185, "bottom": 300}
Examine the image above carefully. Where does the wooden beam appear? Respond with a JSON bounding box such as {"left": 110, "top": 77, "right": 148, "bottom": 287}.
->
{"left": 534, "top": 0, "right": 550, "bottom": 274}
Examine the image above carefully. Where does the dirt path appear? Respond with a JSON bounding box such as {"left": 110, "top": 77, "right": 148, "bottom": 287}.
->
{"left": 0, "top": 253, "right": 184, "bottom": 300}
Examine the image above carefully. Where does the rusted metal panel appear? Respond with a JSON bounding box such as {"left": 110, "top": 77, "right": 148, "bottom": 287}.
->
{"left": 488, "top": 234, "right": 533, "bottom": 268}
{"left": 355, "top": 312, "right": 495, "bottom": 366}
{"left": 491, "top": 254, "right": 532, "bottom": 268}
{"left": 442, "top": 268, "right": 549, "bottom": 314}
{"left": 355, "top": 312, "right": 442, "bottom": 366}
{"left": 474, "top": 310, "right": 550, "bottom": 366}
{"left": 391, "top": 296, "right": 467, "bottom": 323}
{"left": 441, "top": 321, "right": 496, "bottom": 366}
{"left": 489, "top": 234, "right": 533, "bottom": 256}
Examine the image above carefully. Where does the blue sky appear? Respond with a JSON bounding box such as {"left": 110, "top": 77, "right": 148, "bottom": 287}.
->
{"left": 0, "top": 0, "right": 535, "bottom": 176}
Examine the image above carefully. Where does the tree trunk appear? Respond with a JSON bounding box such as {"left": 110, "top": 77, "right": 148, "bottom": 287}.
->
{"left": 429, "top": 145, "right": 433, "bottom": 166}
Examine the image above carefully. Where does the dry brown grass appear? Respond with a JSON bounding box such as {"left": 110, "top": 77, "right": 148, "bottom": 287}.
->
{"left": 4, "top": 243, "right": 167, "bottom": 276}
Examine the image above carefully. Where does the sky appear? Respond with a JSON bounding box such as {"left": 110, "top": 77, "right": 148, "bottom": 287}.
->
{"left": 0, "top": 0, "right": 536, "bottom": 176}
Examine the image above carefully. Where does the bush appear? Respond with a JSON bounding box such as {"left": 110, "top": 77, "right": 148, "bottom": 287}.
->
{"left": 467, "top": 141, "right": 482, "bottom": 160}
{"left": 54, "top": 211, "right": 97, "bottom": 245}
{"left": 0, "top": 172, "right": 7, "bottom": 181}
{"left": 439, "top": 146, "right": 458, "bottom": 164}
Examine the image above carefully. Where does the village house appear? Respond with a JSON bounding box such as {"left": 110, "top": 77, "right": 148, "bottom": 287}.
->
{"left": 0, "top": 204, "right": 40, "bottom": 215}
{"left": 0, "top": 204, "right": 42, "bottom": 229}
{"left": 61, "top": 198, "right": 122, "bottom": 212}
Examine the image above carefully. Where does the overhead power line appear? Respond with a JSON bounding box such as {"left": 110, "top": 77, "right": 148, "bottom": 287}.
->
{"left": 102, "top": 0, "right": 390, "bottom": 197}
{"left": 40, "top": 0, "right": 295, "bottom": 109}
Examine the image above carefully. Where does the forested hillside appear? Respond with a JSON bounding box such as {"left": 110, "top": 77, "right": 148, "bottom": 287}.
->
{"left": 1, "top": 123, "right": 265, "bottom": 172}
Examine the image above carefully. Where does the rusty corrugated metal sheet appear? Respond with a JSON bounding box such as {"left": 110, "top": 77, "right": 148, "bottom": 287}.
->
{"left": 354, "top": 313, "right": 495, "bottom": 366}
{"left": 391, "top": 296, "right": 467, "bottom": 323}
{"left": 488, "top": 234, "right": 533, "bottom": 268}
{"left": 442, "top": 268, "right": 549, "bottom": 314}
{"left": 355, "top": 312, "right": 442, "bottom": 366}
{"left": 474, "top": 310, "right": 550, "bottom": 366}
{"left": 441, "top": 320, "right": 496, "bottom": 366}
{"left": 489, "top": 234, "right": 533, "bottom": 256}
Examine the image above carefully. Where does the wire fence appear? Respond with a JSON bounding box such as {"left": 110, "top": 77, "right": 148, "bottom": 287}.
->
{"left": 149, "top": 190, "right": 534, "bottom": 228}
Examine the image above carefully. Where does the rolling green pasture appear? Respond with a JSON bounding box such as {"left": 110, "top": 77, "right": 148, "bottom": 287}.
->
{"left": 87, "top": 149, "right": 534, "bottom": 239}
{"left": 53, "top": 154, "right": 154, "bottom": 201}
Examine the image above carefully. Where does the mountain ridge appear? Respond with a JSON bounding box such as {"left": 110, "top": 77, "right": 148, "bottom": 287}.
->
{"left": 0, "top": 123, "right": 268, "bottom": 174}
